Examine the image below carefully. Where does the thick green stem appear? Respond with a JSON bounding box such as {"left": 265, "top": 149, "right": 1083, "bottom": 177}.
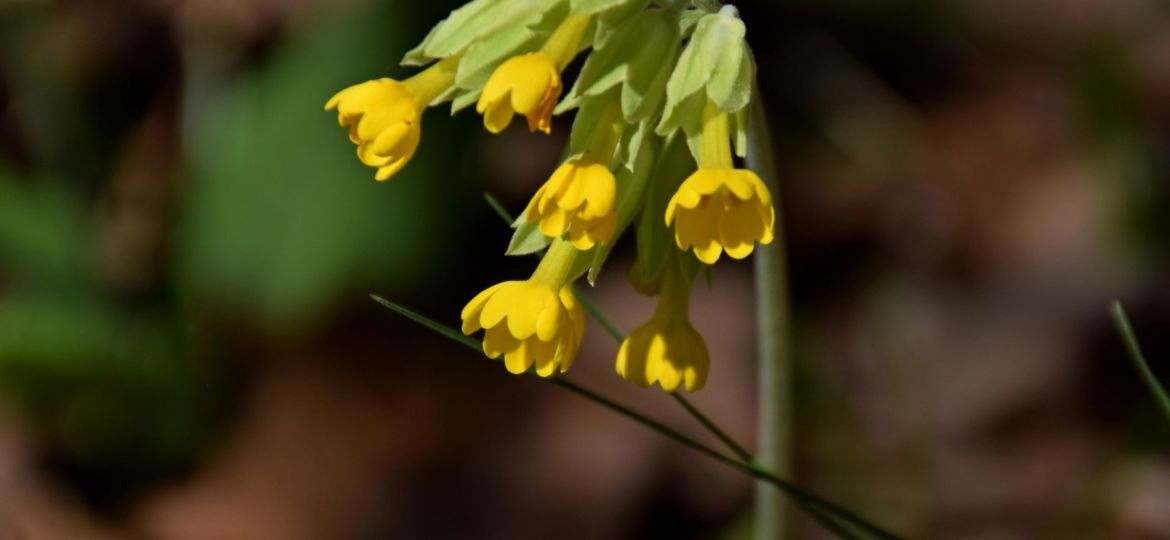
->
{"left": 746, "top": 93, "right": 793, "bottom": 540}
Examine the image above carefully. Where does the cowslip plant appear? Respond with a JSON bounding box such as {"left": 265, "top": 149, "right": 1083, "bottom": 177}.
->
{"left": 326, "top": 1, "right": 901, "bottom": 539}
{"left": 327, "top": 0, "right": 766, "bottom": 392}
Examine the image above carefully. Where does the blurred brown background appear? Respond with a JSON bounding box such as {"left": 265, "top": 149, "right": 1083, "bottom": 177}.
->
{"left": 0, "top": 0, "right": 1168, "bottom": 538}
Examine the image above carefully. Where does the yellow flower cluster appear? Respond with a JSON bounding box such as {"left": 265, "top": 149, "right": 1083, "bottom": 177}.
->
{"left": 325, "top": 2, "right": 773, "bottom": 393}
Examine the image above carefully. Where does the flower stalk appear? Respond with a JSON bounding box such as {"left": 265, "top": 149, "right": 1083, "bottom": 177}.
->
{"left": 747, "top": 93, "right": 794, "bottom": 540}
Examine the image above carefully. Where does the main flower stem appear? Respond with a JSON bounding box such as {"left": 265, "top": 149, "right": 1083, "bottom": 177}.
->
{"left": 746, "top": 93, "right": 793, "bottom": 540}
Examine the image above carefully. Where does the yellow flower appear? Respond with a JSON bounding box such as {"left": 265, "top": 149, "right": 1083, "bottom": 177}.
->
{"left": 665, "top": 167, "right": 775, "bottom": 264}
{"left": 325, "top": 54, "right": 458, "bottom": 181}
{"left": 460, "top": 240, "right": 586, "bottom": 376}
{"left": 477, "top": 53, "right": 562, "bottom": 134}
{"left": 326, "top": 78, "right": 422, "bottom": 181}
{"left": 524, "top": 159, "right": 617, "bottom": 250}
{"left": 616, "top": 261, "right": 709, "bottom": 392}
{"left": 475, "top": 14, "right": 591, "bottom": 135}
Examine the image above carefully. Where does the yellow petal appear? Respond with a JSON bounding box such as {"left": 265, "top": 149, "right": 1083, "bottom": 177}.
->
{"left": 481, "top": 97, "right": 515, "bottom": 134}
{"left": 504, "top": 339, "right": 533, "bottom": 374}
{"left": 531, "top": 338, "right": 560, "bottom": 377}
{"left": 479, "top": 281, "right": 520, "bottom": 330}
{"left": 482, "top": 325, "right": 517, "bottom": 360}
{"left": 461, "top": 282, "right": 505, "bottom": 334}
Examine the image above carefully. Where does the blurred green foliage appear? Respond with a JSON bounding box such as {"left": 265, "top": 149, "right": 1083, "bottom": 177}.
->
{"left": 179, "top": 1, "right": 458, "bottom": 328}
{"left": 0, "top": 0, "right": 471, "bottom": 499}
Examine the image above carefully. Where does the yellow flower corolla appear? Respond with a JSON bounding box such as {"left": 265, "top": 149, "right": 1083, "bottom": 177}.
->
{"left": 616, "top": 262, "right": 709, "bottom": 392}
{"left": 666, "top": 100, "right": 775, "bottom": 264}
{"left": 461, "top": 240, "right": 586, "bottom": 376}
{"left": 476, "top": 15, "right": 591, "bottom": 135}
{"left": 666, "top": 167, "right": 775, "bottom": 264}
{"left": 325, "top": 54, "right": 458, "bottom": 181}
{"left": 525, "top": 159, "right": 617, "bottom": 250}
{"left": 326, "top": 79, "right": 422, "bottom": 181}
{"left": 477, "top": 53, "right": 562, "bottom": 134}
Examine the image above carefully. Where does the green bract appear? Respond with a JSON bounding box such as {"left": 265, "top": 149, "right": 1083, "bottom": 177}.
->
{"left": 559, "top": 8, "right": 680, "bottom": 123}
{"left": 657, "top": 5, "right": 756, "bottom": 159}
{"left": 403, "top": 0, "right": 549, "bottom": 65}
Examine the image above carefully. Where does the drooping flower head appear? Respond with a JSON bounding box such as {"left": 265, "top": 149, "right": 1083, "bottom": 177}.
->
{"left": 525, "top": 159, "right": 617, "bottom": 249}
{"left": 667, "top": 167, "right": 774, "bottom": 264}
{"left": 461, "top": 240, "right": 586, "bottom": 376}
{"left": 524, "top": 99, "right": 626, "bottom": 249}
{"left": 666, "top": 100, "right": 775, "bottom": 263}
{"left": 325, "top": 54, "right": 459, "bottom": 181}
{"left": 476, "top": 15, "right": 591, "bottom": 134}
{"left": 616, "top": 257, "right": 709, "bottom": 392}
{"left": 326, "top": 79, "right": 422, "bottom": 181}
{"left": 478, "top": 53, "right": 563, "bottom": 134}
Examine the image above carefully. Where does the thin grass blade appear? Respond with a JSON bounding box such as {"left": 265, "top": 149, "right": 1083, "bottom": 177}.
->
{"left": 1111, "top": 301, "right": 1170, "bottom": 425}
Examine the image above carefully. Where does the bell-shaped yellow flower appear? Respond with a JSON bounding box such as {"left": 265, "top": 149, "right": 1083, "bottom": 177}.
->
{"left": 326, "top": 78, "right": 422, "bottom": 181}
{"left": 461, "top": 240, "right": 586, "bottom": 376}
{"left": 616, "top": 261, "right": 709, "bottom": 392}
{"left": 524, "top": 159, "right": 617, "bottom": 250}
{"left": 325, "top": 54, "right": 458, "bottom": 181}
{"left": 477, "top": 53, "right": 562, "bottom": 134}
{"left": 474, "top": 14, "right": 591, "bottom": 135}
{"left": 666, "top": 167, "right": 775, "bottom": 264}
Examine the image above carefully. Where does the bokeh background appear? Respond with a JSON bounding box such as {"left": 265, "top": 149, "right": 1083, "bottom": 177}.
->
{"left": 0, "top": 0, "right": 1168, "bottom": 538}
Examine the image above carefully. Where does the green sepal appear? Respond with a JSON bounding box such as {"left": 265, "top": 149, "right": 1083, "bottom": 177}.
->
{"left": 677, "top": 8, "right": 705, "bottom": 37}
{"left": 616, "top": 113, "right": 650, "bottom": 171}
{"left": 454, "top": 21, "right": 550, "bottom": 92}
{"left": 587, "top": 123, "right": 658, "bottom": 285}
{"left": 562, "top": 8, "right": 679, "bottom": 123}
{"left": 730, "top": 92, "right": 751, "bottom": 158}
{"left": 590, "top": 0, "right": 651, "bottom": 43}
{"left": 449, "top": 89, "right": 483, "bottom": 114}
{"left": 506, "top": 212, "right": 553, "bottom": 255}
{"left": 691, "top": 0, "right": 723, "bottom": 12}
{"left": 567, "top": 245, "right": 597, "bottom": 283}
{"left": 569, "top": 0, "right": 640, "bottom": 16}
{"left": 708, "top": 41, "right": 754, "bottom": 114}
{"left": 657, "top": 5, "right": 753, "bottom": 151}
{"left": 564, "top": 94, "right": 611, "bottom": 160}
{"left": 635, "top": 133, "right": 693, "bottom": 283}
{"left": 402, "top": 0, "right": 546, "bottom": 66}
